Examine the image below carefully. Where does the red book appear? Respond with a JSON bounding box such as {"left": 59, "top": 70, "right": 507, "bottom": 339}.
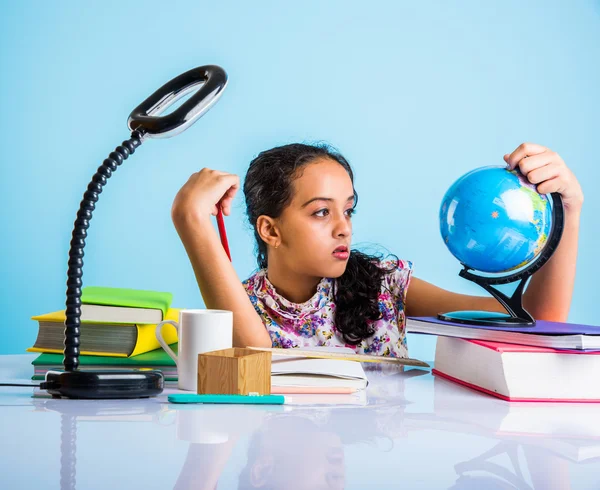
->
{"left": 433, "top": 337, "right": 600, "bottom": 402}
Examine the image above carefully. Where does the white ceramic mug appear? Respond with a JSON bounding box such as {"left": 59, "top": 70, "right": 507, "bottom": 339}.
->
{"left": 155, "top": 309, "right": 233, "bottom": 391}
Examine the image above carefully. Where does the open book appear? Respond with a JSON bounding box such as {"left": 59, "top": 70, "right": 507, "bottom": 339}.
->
{"left": 271, "top": 346, "right": 368, "bottom": 390}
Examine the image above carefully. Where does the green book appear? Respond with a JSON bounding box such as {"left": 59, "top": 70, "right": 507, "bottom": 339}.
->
{"left": 31, "top": 344, "right": 178, "bottom": 381}
{"left": 32, "top": 344, "right": 178, "bottom": 367}
{"left": 81, "top": 286, "right": 173, "bottom": 318}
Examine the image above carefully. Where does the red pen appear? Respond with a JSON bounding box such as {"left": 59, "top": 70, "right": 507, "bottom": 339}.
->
{"left": 216, "top": 204, "right": 232, "bottom": 261}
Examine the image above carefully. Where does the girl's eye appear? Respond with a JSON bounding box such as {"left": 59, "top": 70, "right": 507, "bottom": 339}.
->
{"left": 312, "top": 208, "right": 355, "bottom": 218}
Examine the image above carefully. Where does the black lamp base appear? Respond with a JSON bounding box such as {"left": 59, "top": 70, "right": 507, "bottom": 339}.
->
{"left": 44, "top": 370, "right": 164, "bottom": 399}
{"left": 438, "top": 310, "right": 535, "bottom": 327}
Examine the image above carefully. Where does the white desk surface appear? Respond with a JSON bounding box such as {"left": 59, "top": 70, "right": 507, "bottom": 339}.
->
{"left": 1, "top": 354, "right": 599, "bottom": 489}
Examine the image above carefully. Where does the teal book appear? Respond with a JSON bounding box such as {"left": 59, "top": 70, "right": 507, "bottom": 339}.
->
{"left": 31, "top": 344, "right": 178, "bottom": 381}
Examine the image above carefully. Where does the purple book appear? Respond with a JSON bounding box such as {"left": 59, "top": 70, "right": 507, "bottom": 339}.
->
{"left": 407, "top": 316, "right": 600, "bottom": 351}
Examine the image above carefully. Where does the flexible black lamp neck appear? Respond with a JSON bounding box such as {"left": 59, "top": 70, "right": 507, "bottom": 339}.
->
{"left": 63, "top": 130, "right": 145, "bottom": 371}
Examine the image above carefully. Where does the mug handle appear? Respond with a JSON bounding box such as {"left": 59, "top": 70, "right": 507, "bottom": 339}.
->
{"left": 156, "top": 320, "right": 179, "bottom": 366}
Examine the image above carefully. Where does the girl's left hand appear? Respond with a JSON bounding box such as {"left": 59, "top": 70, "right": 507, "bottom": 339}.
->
{"left": 504, "top": 143, "right": 584, "bottom": 214}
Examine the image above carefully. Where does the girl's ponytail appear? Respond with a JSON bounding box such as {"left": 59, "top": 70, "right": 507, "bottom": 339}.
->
{"left": 333, "top": 251, "right": 398, "bottom": 344}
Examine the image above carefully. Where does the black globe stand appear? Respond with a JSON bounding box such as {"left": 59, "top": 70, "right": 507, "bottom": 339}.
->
{"left": 45, "top": 66, "right": 228, "bottom": 399}
{"left": 439, "top": 192, "right": 565, "bottom": 327}
{"left": 438, "top": 269, "right": 535, "bottom": 326}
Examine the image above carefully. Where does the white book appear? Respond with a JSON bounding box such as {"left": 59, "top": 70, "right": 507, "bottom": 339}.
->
{"left": 271, "top": 346, "right": 368, "bottom": 390}
{"left": 78, "top": 304, "right": 163, "bottom": 324}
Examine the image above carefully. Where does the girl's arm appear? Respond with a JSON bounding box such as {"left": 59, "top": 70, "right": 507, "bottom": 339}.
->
{"left": 172, "top": 168, "right": 272, "bottom": 348}
{"left": 406, "top": 143, "right": 583, "bottom": 323}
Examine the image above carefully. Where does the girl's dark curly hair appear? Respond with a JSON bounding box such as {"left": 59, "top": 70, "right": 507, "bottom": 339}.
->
{"left": 243, "top": 142, "right": 398, "bottom": 345}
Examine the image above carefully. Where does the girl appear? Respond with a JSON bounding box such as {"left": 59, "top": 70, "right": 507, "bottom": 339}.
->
{"left": 171, "top": 142, "right": 583, "bottom": 357}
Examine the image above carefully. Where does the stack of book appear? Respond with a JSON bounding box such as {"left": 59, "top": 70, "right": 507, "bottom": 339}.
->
{"left": 407, "top": 316, "right": 600, "bottom": 402}
{"left": 270, "top": 346, "right": 369, "bottom": 405}
{"left": 29, "top": 286, "right": 179, "bottom": 380}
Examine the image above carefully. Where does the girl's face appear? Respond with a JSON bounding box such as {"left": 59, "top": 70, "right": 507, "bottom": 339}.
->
{"left": 276, "top": 158, "right": 355, "bottom": 279}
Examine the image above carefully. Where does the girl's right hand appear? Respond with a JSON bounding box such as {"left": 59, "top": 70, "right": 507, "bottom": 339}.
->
{"left": 171, "top": 168, "right": 240, "bottom": 224}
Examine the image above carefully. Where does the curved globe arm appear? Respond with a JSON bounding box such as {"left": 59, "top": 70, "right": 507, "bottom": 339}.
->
{"left": 459, "top": 268, "right": 534, "bottom": 324}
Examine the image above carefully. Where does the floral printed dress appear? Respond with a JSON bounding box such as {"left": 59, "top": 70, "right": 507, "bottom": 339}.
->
{"left": 242, "top": 259, "right": 413, "bottom": 358}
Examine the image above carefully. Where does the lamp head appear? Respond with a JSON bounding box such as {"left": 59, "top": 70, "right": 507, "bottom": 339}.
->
{"left": 127, "top": 65, "right": 227, "bottom": 139}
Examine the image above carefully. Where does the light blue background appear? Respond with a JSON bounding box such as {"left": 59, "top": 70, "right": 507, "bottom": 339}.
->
{"left": 1, "top": 0, "right": 598, "bottom": 358}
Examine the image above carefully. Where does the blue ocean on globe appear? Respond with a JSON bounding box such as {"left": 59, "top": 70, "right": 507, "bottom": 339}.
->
{"left": 439, "top": 166, "right": 552, "bottom": 273}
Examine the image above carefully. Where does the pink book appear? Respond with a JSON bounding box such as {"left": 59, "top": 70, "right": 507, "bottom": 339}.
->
{"left": 271, "top": 387, "right": 357, "bottom": 394}
{"left": 433, "top": 337, "right": 600, "bottom": 402}
{"left": 468, "top": 339, "right": 600, "bottom": 355}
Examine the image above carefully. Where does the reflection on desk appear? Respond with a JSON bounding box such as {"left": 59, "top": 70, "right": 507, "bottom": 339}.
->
{"left": 1, "top": 355, "right": 600, "bottom": 489}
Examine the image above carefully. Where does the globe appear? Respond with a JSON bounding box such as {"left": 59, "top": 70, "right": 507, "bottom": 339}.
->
{"left": 439, "top": 166, "right": 552, "bottom": 274}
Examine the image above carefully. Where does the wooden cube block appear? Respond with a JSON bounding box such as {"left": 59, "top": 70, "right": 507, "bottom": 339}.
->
{"left": 197, "top": 348, "right": 272, "bottom": 395}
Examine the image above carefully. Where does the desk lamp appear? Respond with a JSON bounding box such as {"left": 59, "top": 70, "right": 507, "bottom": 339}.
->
{"left": 44, "top": 65, "right": 228, "bottom": 399}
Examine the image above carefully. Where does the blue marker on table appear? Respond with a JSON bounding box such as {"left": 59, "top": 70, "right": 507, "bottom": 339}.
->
{"left": 168, "top": 393, "right": 286, "bottom": 405}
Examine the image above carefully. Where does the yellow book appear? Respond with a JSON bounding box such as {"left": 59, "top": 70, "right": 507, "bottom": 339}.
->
{"left": 27, "top": 308, "right": 180, "bottom": 358}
